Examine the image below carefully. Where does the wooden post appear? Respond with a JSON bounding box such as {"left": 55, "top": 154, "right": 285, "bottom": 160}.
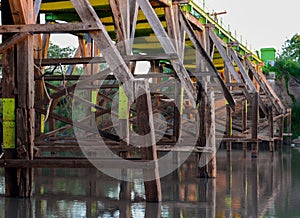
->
{"left": 207, "top": 90, "right": 216, "bottom": 178}
{"left": 173, "top": 82, "right": 183, "bottom": 142}
{"left": 135, "top": 80, "right": 162, "bottom": 202}
{"left": 286, "top": 108, "right": 292, "bottom": 146}
{"left": 251, "top": 92, "right": 259, "bottom": 158}
{"left": 277, "top": 116, "right": 284, "bottom": 150}
{"left": 242, "top": 99, "right": 247, "bottom": 157}
{"left": 226, "top": 102, "right": 232, "bottom": 152}
{"left": 2, "top": 0, "right": 19, "bottom": 197}
{"left": 268, "top": 105, "right": 274, "bottom": 152}
{"left": 2, "top": 0, "right": 35, "bottom": 197}
{"left": 225, "top": 50, "right": 232, "bottom": 153}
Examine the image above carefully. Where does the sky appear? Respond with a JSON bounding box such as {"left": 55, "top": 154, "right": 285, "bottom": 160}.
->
{"left": 197, "top": 0, "right": 299, "bottom": 53}
{"left": 51, "top": 0, "right": 299, "bottom": 55}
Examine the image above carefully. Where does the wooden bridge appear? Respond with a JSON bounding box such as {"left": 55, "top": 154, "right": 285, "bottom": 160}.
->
{"left": 0, "top": 0, "right": 291, "bottom": 201}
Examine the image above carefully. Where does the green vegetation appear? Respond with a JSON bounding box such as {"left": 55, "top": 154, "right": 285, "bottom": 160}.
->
{"left": 263, "top": 33, "right": 300, "bottom": 138}
{"left": 44, "top": 42, "right": 83, "bottom": 134}
{"left": 263, "top": 34, "right": 300, "bottom": 80}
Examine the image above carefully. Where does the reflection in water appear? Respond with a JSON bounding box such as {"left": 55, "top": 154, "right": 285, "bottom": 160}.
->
{"left": 0, "top": 149, "right": 299, "bottom": 217}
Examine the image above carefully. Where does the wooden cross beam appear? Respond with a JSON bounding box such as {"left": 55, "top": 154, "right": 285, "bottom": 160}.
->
{"left": 71, "top": 0, "right": 134, "bottom": 101}
{"left": 228, "top": 48, "right": 267, "bottom": 114}
{"left": 179, "top": 10, "right": 235, "bottom": 110}
{"left": 208, "top": 28, "right": 268, "bottom": 114}
{"left": 137, "top": 0, "right": 197, "bottom": 106}
{"left": 244, "top": 58, "right": 285, "bottom": 113}
{"left": 0, "top": 23, "right": 99, "bottom": 34}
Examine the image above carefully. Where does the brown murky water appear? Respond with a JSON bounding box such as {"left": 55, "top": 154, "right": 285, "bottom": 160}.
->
{"left": 0, "top": 148, "right": 300, "bottom": 218}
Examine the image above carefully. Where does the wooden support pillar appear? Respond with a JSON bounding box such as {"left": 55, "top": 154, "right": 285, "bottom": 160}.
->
{"left": 268, "top": 105, "right": 274, "bottom": 152}
{"left": 286, "top": 108, "right": 292, "bottom": 146}
{"left": 2, "top": 0, "right": 19, "bottom": 197}
{"left": 2, "top": 47, "right": 19, "bottom": 197}
{"left": 242, "top": 99, "right": 247, "bottom": 157}
{"left": 277, "top": 116, "right": 284, "bottom": 151}
{"left": 251, "top": 92, "right": 259, "bottom": 158}
{"left": 118, "top": 86, "right": 130, "bottom": 148}
{"left": 2, "top": 0, "right": 35, "bottom": 197}
{"left": 135, "top": 80, "right": 162, "bottom": 202}
{"left": 15, "top": 35, "right": 35, "bottom": 197}
{"left": 173, "top": 82, "right": 183, "bottom": 142}
{"left": 225, "top": 49, "right": 232, "bottom": 153}
{"left": 207, "top": 90, "right": 216, "bottom": 178}
{"left": 226, "top": 102, "right": 232, "bottom": 152}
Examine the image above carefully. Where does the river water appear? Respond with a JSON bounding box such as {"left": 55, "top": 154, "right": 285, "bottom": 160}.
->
{"left": 0, "top": 148, "right": 300, "bottom": 218}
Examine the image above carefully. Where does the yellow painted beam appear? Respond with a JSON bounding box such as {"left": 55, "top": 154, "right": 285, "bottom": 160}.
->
{"left": 41, "top": 0, "right": 110, "bottom": 11}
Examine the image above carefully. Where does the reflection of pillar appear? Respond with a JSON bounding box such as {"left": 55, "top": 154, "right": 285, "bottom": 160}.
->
{"left": 250, "top": 159, "right": 259, "bottom": 218}
{"left": 207, "top": 179, "right": 216, "bottom": 218}
{"left": 225, "top": 152, "right": 232, "bottom": 218}
{"left": 5, "top": 198, "right": 31, "bottom": 217}
{"left": 286, "top": 148, "right": 292, "bottom": 190}
{"left": 242, "top": 155, "right": 248, "bottom": 217}
{"left": 145, "top": 202, "right": 162, "bottom": 218}
{"left": 119, "top": 201, "right": 131, "bottom": 218}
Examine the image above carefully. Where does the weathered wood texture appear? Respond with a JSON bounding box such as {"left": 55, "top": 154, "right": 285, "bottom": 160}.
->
{"left": 136, "top": 80, "right": 162, "bottom": 202}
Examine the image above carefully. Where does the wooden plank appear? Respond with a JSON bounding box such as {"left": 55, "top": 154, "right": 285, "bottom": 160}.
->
{"left": 208, "top": 29, "right": 243, "bottom": 83}
{"left": 137, "top": 0, "right": 196, "bottom": 106}
{"left": 0, "top": 32, "right": 29, "bottom": 53}
{"left": 109, "top": 0, "right": 130, "bottom": 53}
{"left": 182, "top": 11, "right": 204, "bottom": 31}
{"left": 129, "top": 0, "right": 139, "bottom": 40}
{"left": 34, "top": 53, "right": 178, "bottom": 66}
{"left": 228, "top": 48, "right": 256, "bottom": 91}
{"left": 71, "top": 0, "right": 134, "bottom": 101}
{"left": 0, "top": 23, "right": 99, "bottom": 34}
{"left": 9, "top": 0, "right": 33, "bottom": 24}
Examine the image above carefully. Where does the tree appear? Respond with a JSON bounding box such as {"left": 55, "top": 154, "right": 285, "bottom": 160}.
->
{"left": 45, "top": 42, "right": 83, "bottom": 133}
{"left": 263, "top": 33, "right": 300, "bottom": 80}
{"left": 267, "top": 33, "right": 300, "bottom": 138}
{"left": 281, "top": 33, "right": 300, "bottom": 63}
